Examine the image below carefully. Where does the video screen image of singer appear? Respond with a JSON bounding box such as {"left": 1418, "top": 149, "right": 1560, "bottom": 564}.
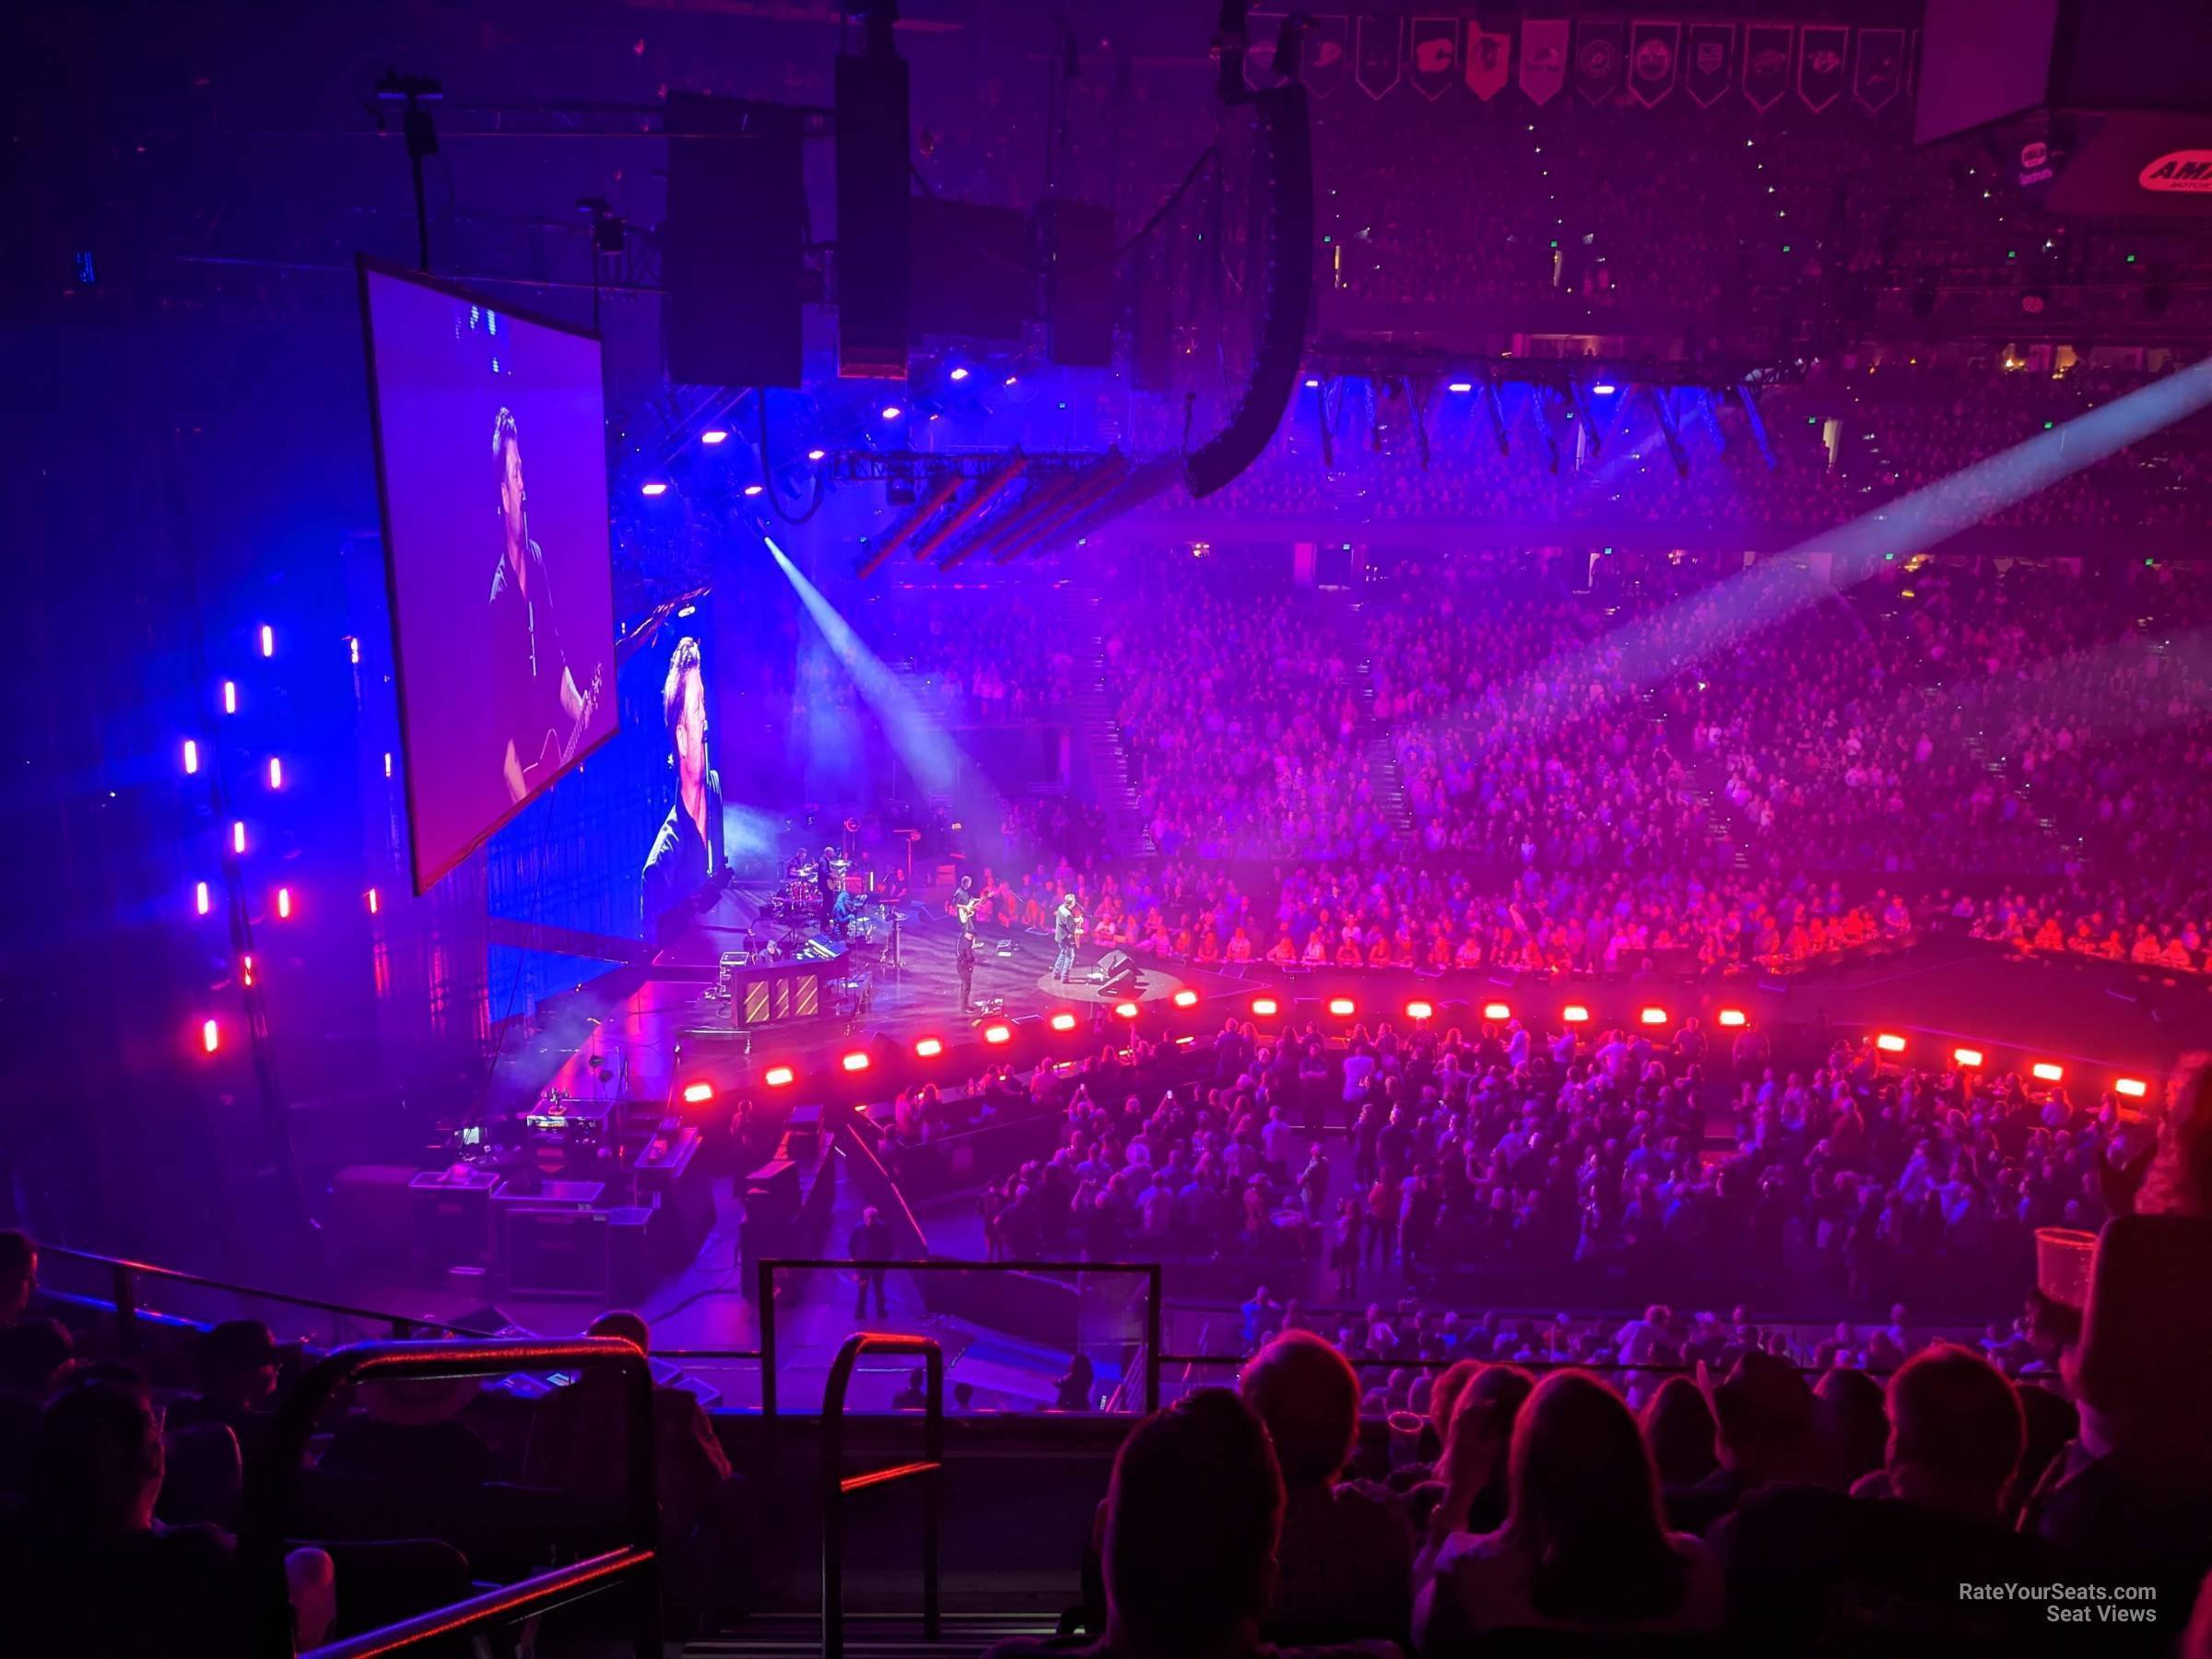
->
{"left": 359, "top": 260, "right": 618, "bottom": 890}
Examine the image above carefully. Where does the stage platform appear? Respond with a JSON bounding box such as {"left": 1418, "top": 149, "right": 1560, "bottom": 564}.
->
{"left": 489, "top": 883, "right": 1240, "bottom": 1119}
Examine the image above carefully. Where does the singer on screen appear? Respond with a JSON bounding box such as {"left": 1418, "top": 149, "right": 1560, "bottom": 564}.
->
{"left": 642, "top": 635, "right": 727, "bottom": 934}
{"left": 489, "top": 406, "right": 601, "bottom": 803}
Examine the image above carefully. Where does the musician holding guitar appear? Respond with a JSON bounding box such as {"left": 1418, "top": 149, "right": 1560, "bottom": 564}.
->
{"left": 489, "top": 406, "right": 604, "bottom": 804}
{"left": 951, "top": 876, "right": 982, "bottom": 1012}
{"left": 1053, "top": 893, "right": 1085, "bottom": 985}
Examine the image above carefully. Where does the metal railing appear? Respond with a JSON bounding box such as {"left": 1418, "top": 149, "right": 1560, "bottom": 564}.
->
{"left": 821, "top": 1332, "right": 944, "bottom": 1659}
{"left": 757, "top": 1257, "right": 1164, "bottom": 1419}
{"left": 38, "top": 1242, "right": 488, "bottom": 1350}
{"left": 239, "top": 1337, "right": 661, "bottom": 1659}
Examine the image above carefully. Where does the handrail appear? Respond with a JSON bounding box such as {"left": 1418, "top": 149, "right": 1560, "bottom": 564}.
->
{"left": 37, "top": 1242, "right": 490, "bottom": 1347}
{"left": 757, "top": 1257, "right": 1164, "bottom": 1419}
{"left": 240, "top": 1337, "right": 661, "bottom": 1659}
{"left": 822, "top": 1332, "right": 944, "bottom": 1659}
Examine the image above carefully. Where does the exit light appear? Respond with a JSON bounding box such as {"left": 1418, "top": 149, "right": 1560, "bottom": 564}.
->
{"left": 1251, "top": 996, "right": 1279, "bottom": 1018}
{"left": 1952, "top": 1047, "right": 1985, "bottom": 1068}
{"left": 841, "top": 1051, "right": 872, "bottom": 1073}
{"left": 1639, "top": 1006, "right": 1668, "bottom": 1026}
{"left": 681, "top": 1081, "right": 716, "bottom": 1105}
{"left": 1406, "top": 1000, "right": 1434, "bottom": 1022}
{"left": 1876, "top": 1033, "right": 1907, "bottom": 1053}
{"left": 1562, "top": 1005, "right": 1591, "bottom": 1024}
{"left": 982, "top": 1022, "right": 1012, "bottom": 1045}
{"left": 1171, "top": 988, "right": 1199, "bottom": 1008}
{"left": 763, "top": 1065, "right": 795, "bottom": 1088}
{"left": 2115, "top": 1077, "right": 2147, "bottom": 1099}
{"left": 2031, "top": 1062, "right": 2065, "bottom": 1083}
{"left": 1327, "top": 997, "right": 1357, "bottom": 1018}
{"left": 1049, "top": 1011, "right": 1078, "bottom": 1032}
{"left": 1482, "top": 1002, "right": 1511, "bottom": 1020}
{"left": 1717, "top": 1008, "right": 1747, "bottom": 1028}
{"left": 913, "top": 1037, "right": 946, "bottom": 1058}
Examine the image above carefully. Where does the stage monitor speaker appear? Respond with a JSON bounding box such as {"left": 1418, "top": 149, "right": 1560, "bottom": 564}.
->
{"left": 504, "top": 1208, "right": 610, "bottom": 1299}
{"left": 1042, "top": 200, "right": 1116, "bottom": 367}
{"left": 836, "top": 51, "right": 912, "bottom": 379}
{"left": 1096, "top": 949, "right": 1137, "bottom": 993}
{"left": 912, "top": 196, "right": 1033, "bottom": 340}
{"left": 1186, "top": 85, "right": 1312, "bottom": 499}
{"left": 744, "top": 1157, "right": 800, "bottom": 1222}
{"left": 665, "top": 95, "right": 804, "bottom": 388}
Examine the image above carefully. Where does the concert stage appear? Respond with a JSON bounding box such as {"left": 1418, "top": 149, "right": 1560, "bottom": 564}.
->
{"left": 494, "top": 883, "right": 1226, "bottom": 1120}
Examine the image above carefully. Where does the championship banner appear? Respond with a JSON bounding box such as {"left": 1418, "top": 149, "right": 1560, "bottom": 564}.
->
{"left": 1356, "top": 15, "right": 1404, "bottom": 100}
{"left": 1629, "top": 20, "right": 1681, "bottom": 108}
{"left": 1743, "top": 22, "right": 1793, "bottom": 113}
{"left": 1573, "top": 18, "right": 1627, "bottom": 105}
{"left": 1520, "top": 18, "right": 1570, "bottom": 108}
{"left": 1798, "top": 24, "right": 1849, "bottom": 114}
{"left": 1853, "top": 26, "right": 1905, "bottom": 112}
{"left": 1411, "top": 17, "right": 1459, "bottom": 100}
{"left": 1243, "top": 12, "right": 1284, "bottom": 92}
{"left": 1303, "top": 15, "right": 1351, "bottom": 99}
{"left": 1685, "top": 22, "right": 1734, "bottom": 108}
{"left": 1466, "top": 24, "right": 1511, "bottom": 101}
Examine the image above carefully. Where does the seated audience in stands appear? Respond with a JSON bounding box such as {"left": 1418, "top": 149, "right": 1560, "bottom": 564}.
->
{"left": 1239, "top": 1329, "right": 1414, "bottom": 1643}
{"left": 986, "top": 1389, "right": 1359, "bottom": 1659}
{"left": 0, "top": 1231, "right": 34, "bottom": 1327}
{"left": 320, "top": 1371, "right": 493, "bottom": 1496}
{"left": 524, "top": 1310, "right": 732, "bottom": 1531}
{"left": 1416, "top": 1370, "right": 1723, "bottom": 1645}
{"left": 165, "top": 1318, "right": 285, "bottom": 1454}
{"left": 1713, "top": 1344, "right": 2060, "bottom": 1650}
{"left": 1640, "top": 1374, "right": 1720, "bottom": 1488}
{"left": 0, "top": 1379, "right": 335, "bottom": 1656}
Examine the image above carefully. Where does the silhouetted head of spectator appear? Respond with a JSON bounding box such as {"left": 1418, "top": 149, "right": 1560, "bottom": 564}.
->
{"left": 588, "top": 1309, "right": 653, "bottom": 1356}
{"left": 0, "top": 1316, "right": 72, "bottom": 1401}
{"left": 1508, "top": 1370, "right": 1687, "bottom": 1623}
{"left": 1641, "top": 1374, "right": 1719, "bottom": 1488}
{"left": 1713, "top": 1350, "right": 1823, "bottom": 1486}
{"left": 0, "top": 1230, "right": 35, "bottom": 1326}
{"left": 198, "top": 1320, "right": 283, "bottom": 1409}
{"left": 1887, "top": 1344, "right": 2024, "bottom": 1521}
{"left": 1239, "top": 1328, "right": 1359, "bottom": 1489}
{"left": 1102, "top": 1389, "right": 1281, "bottom": 1659}
{"left": 1816, "top": 1365, "right": 1889, "bottom": 1488}
{"left": 36, "top": 1381, "right": 163, "bottom": 1534}
{"left": 1428, "top": 1357, "right": 1483, "bottom": 1441}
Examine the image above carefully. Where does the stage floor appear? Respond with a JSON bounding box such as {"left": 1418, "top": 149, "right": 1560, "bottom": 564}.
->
{"left": 491, "top": 886, "right": 1236, "bottom": 1117}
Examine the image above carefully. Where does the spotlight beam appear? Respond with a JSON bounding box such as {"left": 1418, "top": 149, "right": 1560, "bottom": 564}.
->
{"left": 764, "top": 535, "right": 1004, "bottom": 818}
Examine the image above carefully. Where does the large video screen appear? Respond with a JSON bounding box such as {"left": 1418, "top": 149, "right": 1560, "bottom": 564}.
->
{"left": 359, "top": 260, "right": 619, "bottom": 891}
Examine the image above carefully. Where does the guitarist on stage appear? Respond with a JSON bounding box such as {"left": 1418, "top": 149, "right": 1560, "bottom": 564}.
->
{"left": 951, "top": 876, "right": 981, "bottom": 1012}
{"left": 1053, "top": 893, "right": 1085, "bottom": 985}
{"left": 490, "top": 406, "right": 601, "bottom": 804}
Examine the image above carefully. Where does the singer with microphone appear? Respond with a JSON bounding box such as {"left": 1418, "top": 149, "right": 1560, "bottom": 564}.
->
{"left": 1052, "top": 893, "right": 1085, "bottom": 985}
